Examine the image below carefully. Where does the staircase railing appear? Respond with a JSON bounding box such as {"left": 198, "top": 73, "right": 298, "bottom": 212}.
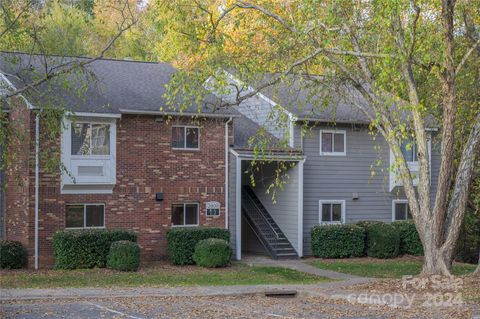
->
{"left": 242, "top": 187, "right": 280, "bottom": 239}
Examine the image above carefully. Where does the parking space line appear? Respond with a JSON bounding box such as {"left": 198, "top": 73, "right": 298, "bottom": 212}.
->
{"left": 84, "top": 301, "right": 147, "bottom": 319}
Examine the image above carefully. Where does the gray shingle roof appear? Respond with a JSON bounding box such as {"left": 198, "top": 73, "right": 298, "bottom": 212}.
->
{"left": 253, "top": 74, "right": 372, "bottom": 124}
{"left": 0, "top": 52, "right": 233, "bottom": 117}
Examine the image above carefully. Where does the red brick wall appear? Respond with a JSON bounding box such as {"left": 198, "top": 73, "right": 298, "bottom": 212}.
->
{"left": 7, "top": 113, "right": 230, "bottom": 267}
{"left": 5, "top": 99, "right": 32, "bottom": 265}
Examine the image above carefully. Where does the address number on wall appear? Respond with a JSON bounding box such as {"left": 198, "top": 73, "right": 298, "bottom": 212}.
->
{"left": 206, "top": 201, "right": 221, "bottom": 216}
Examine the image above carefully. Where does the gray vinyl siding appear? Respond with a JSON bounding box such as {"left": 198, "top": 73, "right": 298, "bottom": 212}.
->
{"left": 244, "top": 161, "right": 299, "bottom": 253}
{"left": 301, "top": 123, "right": 440, "bottom": 255}
{"left": 228, "top": 152, "right": 237, "bottom": 255}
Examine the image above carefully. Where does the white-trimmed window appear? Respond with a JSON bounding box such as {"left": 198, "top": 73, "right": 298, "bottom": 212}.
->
{"left": 392, "top": 200, "right": 412, "bottom": 221}
{"left": 320, "top": 130, "right": 346, "bottom": 155}
{"left": 319, "top": 200, "right": 346, "bottom": 224}
{"left": 172, "top": 126, "right": 199, "bottom": 149}
{"left": 61, "top": 116, "right": 117, "bottom": 194}
{"left": 66, "top": 204, "right": 105, "bottom": 228}
{"left": 172, "top": 203, "right": 199, "bottom": 226}
{"left": 71, "top": 122, "right": 110, "bottom": 156}
{"left": 401, "top": 139, "right": 418, "bottom": 163}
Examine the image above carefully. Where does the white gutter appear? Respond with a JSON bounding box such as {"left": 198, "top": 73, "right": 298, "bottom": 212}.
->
{"left": 119, "top": 108, "right": 236, "bottom": 119}
{"left": 67, "top": 112, "right": 122, "bottom": 119}
{"left": 34, "top": 113, "right": 40, "bottom": 270}
{"left": 224, "top": 117, "right": 232, "bottom": 229}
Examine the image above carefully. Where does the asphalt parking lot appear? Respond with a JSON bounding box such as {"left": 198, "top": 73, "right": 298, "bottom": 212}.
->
{"left": 1, "top": 294, "right": 477, "bottom": 319}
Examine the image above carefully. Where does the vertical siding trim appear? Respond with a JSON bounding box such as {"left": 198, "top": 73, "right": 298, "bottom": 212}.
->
{"left": 297, "top": 159, "right": 305, "bottom": 257}
{"left": 289, "top": 116, "right": 295, "bottom": 148}
{"left": 235, "top": 155, "right": 242, "bottom": 260}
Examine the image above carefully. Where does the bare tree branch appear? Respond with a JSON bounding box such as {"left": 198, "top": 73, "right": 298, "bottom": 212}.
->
{"left": 2, "top": 5, "right": 138, "bottom": 99}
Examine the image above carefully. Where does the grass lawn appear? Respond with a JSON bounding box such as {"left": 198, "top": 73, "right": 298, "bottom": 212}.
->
{"left": 307, "top": 257, "right": 477, "bottom": 278}
{"left": 0, "top": 262, "right": 329, "bottom": 289}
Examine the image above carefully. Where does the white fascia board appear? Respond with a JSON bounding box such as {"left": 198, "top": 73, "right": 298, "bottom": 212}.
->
{"left": 68, "top": 111, "right": 122, "bottom": 119}
{"left": 231, "top": 152, "right": 305, "bottom": 162}
{"left": 119, "top": 108, "right": 235, "bottom": 119}
{"left": 0, "top": 72, "right": 35, "bottom": 110}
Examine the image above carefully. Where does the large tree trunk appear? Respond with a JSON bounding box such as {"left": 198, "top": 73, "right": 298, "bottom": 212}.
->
{"left": 421, "top": 236, "right": 452, "bottom": 276}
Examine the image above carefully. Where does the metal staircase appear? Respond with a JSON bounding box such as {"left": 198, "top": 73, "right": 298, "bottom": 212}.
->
{"left": 242, "top": 186, "right": 298, "bottom": 259}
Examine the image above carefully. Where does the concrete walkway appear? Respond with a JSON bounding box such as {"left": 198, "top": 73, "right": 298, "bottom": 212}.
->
{"left": 242, "top": 255, "right": 369, "bottom": 281}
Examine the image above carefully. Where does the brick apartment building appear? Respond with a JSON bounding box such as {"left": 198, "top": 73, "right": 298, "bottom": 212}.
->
{"left": 1, "top": 53, "right": 235, "bottom": 267}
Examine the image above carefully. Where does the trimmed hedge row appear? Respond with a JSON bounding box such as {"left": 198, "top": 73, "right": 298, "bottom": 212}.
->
{"left": 193, "top": 238, "right": 232, "bottom": 268}
{"left": 107, "top": 240, "right": 140, "bottom": 272}
{"left": 53, "top": 229, "right": 137, "bottom": 269}
{"left": 311, "top": 220, "right": 424, "bottom": 259}
{"left": 392, "top": 221, "right": 423, "bottom": 256}
{"left": 311, "top": 224, "right": 365, "bottom": 258}
{"left": 167, "top": 227, "right": 230, "bottom": 265}
{"left": 0, "top": 240, "right": 27, "bottom": 269}
{"left": 361, "top": 222, "right": 400, "bottom": 258}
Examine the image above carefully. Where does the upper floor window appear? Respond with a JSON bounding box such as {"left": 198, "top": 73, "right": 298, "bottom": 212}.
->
{"left": 72, "top": 123, "right": 110, "bottom": 156}
{"left": 392, "top": 200, "right": 412, "bottom": 221}
{"left": 172, "top": 126, "right": 199, "bottom": 149}
{"left": 319, "top": 200, "right": 345, "bottom": 224}
{"left": 172, "top": 203, "right": 199, "bottom": 226}
{"left": 66, "top": 204, "right": 105, "bottom": 228}
{"left": 320, "top": 130, "right": 346, "bottom": 155}
{"left": 61, "top": 116, "right": 117, "bottom": 194}
{"left": 401, "top": 139, "right": 417, "bottom": 163}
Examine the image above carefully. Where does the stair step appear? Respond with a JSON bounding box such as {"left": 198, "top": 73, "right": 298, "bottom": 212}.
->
{"left": 275, "top": 247, "right": 296, "bottom": 251}
{"left": 243, "top": 185, "right": 298, "bottom": 260}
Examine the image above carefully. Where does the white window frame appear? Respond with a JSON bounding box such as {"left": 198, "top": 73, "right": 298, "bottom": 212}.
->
{"left": 172, "top": 125, "right": 200, "bottom": 150}
{"left": 392, "top": 199, "right": 411, "bottom": 222}
{"left": 401, "top": 139, "right": 418, "bottom": 165}
{"left": 70, "top": 121, "right": 111, "bottom": 158}
{"left": 389, "top": 135, "right": 432, "bottom": 191}
{"left": 319, "top": 200, "right": 346, "bottom": 224}
{"left": 61, "top": 115, "right": 117, "bottom": 194}
{"left": 171, "top": 203, "right": 200, "bottom": 227}
{"left": 319, "top": 130, "right": 346, "bottom": 156}
{"left": 65, "top": 203, "right": 105, "bottom": 229}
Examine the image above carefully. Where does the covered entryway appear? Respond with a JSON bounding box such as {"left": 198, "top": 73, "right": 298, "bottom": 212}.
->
{"left": 228, "top": 150, "right": 305, "bottom": 260}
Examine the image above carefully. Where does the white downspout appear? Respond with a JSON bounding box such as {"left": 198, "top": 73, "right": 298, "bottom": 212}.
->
{"left": 34, "top": 113, "right": 40, "bottom": 270}
{"left": 224, "top": 117, "right": 232, "bottom": 229}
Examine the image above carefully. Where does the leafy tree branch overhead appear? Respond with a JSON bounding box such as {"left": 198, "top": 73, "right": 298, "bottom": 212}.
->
{"left": 153, "top": 0, "right": 479, "bottom": 275}
{"left": 0, "top": 0, "right": 140, "bottom": 182}
{"left": 0, "top": 0, "right": 478, "bottom": 275}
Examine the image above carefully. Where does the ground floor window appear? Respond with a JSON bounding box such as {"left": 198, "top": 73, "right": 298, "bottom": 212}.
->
{"left": 319, "top": 200, "right": 345, "bottom": 224}
{"left": 172, "top": 203, "right": 199, "bottom": 226}
{"left": 66, "top": 204, "right": 105, "bottom": 228}
{"left": 393, "top": 200, "right": 412, "bottom": 221}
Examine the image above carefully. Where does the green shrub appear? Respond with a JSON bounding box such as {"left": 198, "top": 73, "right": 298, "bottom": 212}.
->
{"left": 53, "top": 229, "right": 137, "bottom": 269}
{"left": 392, "top": 221, "right": 423, "bottom": 256}
{"left": 193, "top": 238, "right": 232, "bottom": 268}
{"left": 167, "top": 227, "right": 230, "bottom": 265}
{"left": 107, "top": 241, "right": 140, "bottom": 271}
{"left": 311, "top": 224, "right": 365, "bottom": 258}
{"left": 0, "top": 240, "right": 27, "bottom": 269}
{"left": 360, "top": 222, "right": 400, "bottom": 258}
